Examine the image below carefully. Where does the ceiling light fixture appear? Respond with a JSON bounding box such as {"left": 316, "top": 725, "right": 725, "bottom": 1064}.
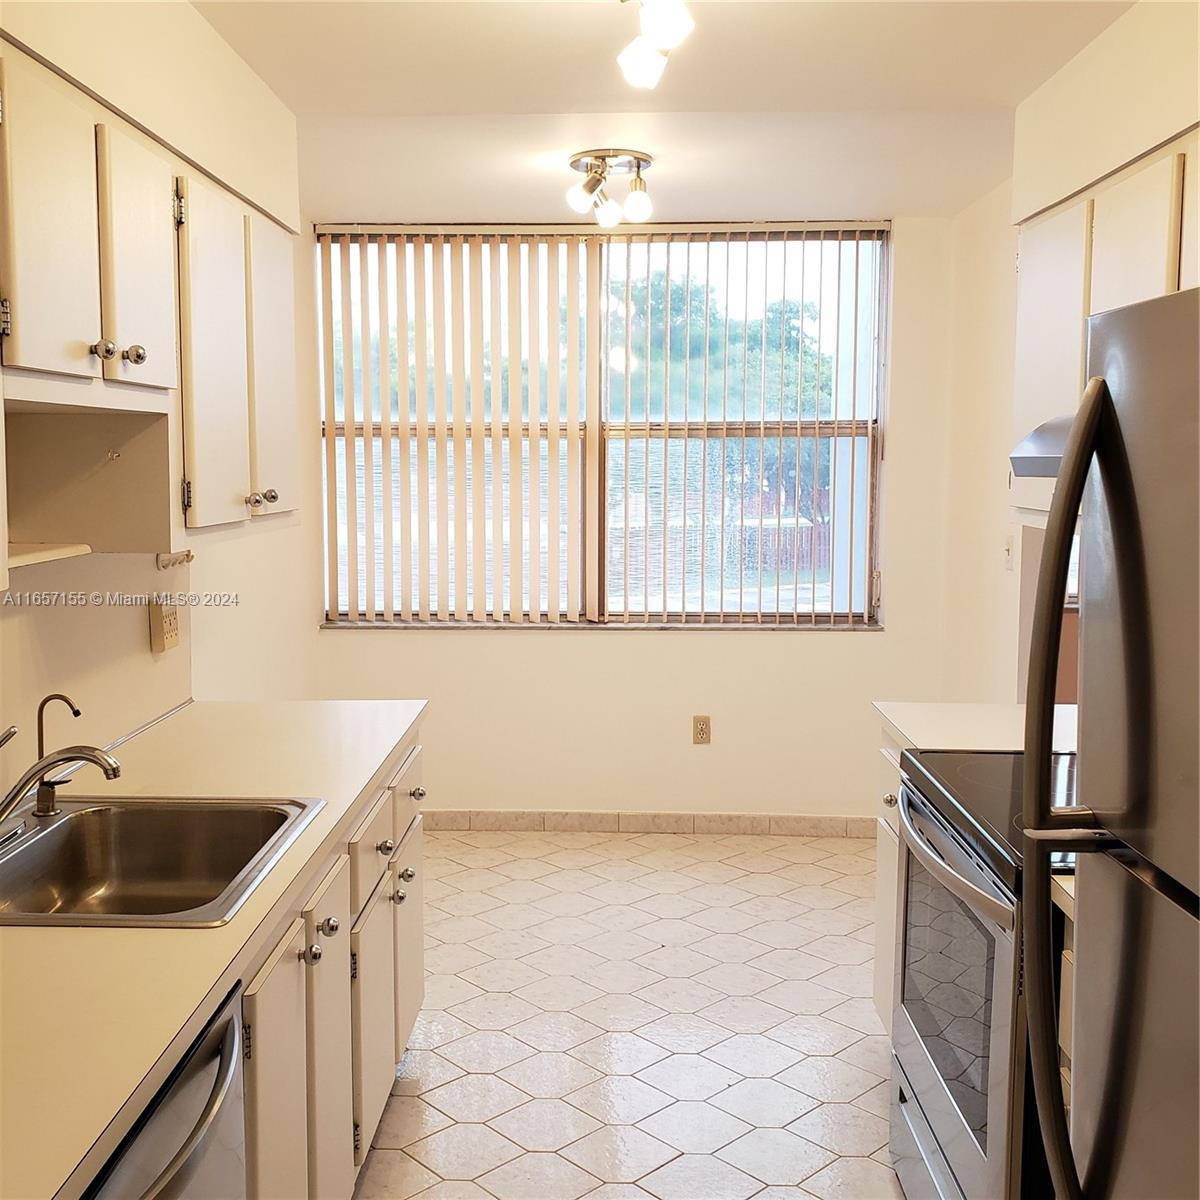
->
{"left": 566, "top": 149, "right": 654, "bottom": 227}
{"left": 617, "top": 0, "right": 694, "bottom": 89}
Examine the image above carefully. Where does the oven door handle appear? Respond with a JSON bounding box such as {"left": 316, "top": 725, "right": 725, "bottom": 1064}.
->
{"left": 897, "top": 788, "right": 1015, "bottom": 931}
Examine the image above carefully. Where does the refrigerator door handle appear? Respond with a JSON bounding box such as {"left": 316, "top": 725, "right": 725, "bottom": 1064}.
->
{"left": 1021, "top": 375, "right": 1116, "bottom": 1200}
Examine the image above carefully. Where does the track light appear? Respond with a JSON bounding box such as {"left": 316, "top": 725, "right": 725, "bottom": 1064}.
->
{"left": 639, "top": 0, "right": 695, "bottom": 51}
{"left": 566, "top": 170, "right": 605, "bottom": 214}
{"left": 623, "top": 172, "right": 653, "bottom": 222}
{"left": 594, "top": 190, "right": 624, "bottom": 228}
{"left": 617, "top": 36, "right": 668, "bottom": 89}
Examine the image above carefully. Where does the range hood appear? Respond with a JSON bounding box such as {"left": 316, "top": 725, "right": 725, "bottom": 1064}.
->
{"left": 1010, "top": 414, "right": 1075, "bottom": 478}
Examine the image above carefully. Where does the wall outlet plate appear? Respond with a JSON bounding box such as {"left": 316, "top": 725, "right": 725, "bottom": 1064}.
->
{"left": 693, "top": 715, "right": 712, "bottom": 745}
{"left": 149, "top": 601, "right": 181, "bottom": 653}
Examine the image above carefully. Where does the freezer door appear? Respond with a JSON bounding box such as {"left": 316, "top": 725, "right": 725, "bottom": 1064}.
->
{"left": 1071, "top": 850, "right": 1199, "bottom": 1199}
{"left": 1080, "top": 288, "right": 1198, "bottom": 894}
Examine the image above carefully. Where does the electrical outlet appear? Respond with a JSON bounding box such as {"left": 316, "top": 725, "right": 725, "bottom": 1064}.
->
{"left": 692, "top": 715, "right": 712, "bottom": 745}
{"left": 149, "top": 602, "right": 181, "bottom": 653}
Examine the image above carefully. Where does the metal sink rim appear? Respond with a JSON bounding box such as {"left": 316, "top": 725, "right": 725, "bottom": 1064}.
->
{"left": 0, "top": 795, "right": 325, "bottom": 928}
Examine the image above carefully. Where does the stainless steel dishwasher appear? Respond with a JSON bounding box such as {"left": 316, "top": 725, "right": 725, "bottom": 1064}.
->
{"left": 84, "top": 987, "right": 247, "bottom": 1200}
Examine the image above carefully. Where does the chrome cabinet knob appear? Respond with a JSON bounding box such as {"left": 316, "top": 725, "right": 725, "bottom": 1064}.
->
{"left": 392, "top": 888, "right": 407, "bottom": 905}
{"left": 410, "top": 785, "right": 427, "bottom": 802}
{"left": 122, "top": 344, "right": 148, "bottom": 365}
{"left": 90, "top": 339, "right": 117, "bottom": 360}
{"left": 262, "top": 488, "right": 279, "bottom": 504}
{"left": 246, "top": 492, "right": 266, "bottom": 509}
{"left": 319, "top": 916, "right": 340, "bottom": 937}
{"left": 883, "top": 793, "right": 898, "bottom": 808}
{"left": 377, "top": 838, "right": 396, "bottom": 856}
{"left": 299, "top": 943, "right": 323, "bottom": 965}
{"left": 399, "top": 866, "right": 416, "bottom": 882}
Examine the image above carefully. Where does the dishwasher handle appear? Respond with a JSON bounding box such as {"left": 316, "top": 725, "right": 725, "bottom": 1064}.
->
{"left": 140, "top": 1014, "right": 242, "bottom": 1200}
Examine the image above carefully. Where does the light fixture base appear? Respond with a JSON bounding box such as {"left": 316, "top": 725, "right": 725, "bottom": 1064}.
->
{"left": 569, "top": 149, "right": 653, "bottom": 176}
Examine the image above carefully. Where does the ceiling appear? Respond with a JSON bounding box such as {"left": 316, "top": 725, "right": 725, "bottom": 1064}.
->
{"left": 196, "top": 1, "right": 1129, "bottom": 118}
{"left": 195, "top": 1, "right": 1132, "bottom": 221}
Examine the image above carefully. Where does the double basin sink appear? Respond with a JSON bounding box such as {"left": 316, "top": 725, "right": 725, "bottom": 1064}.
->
{"left": 0, "top": 796, "right": 323, "bottom": 927}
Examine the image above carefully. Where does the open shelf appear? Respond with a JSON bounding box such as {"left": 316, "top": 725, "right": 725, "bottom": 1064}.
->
{"left": 8, "top": 542, "right": 93, "bottom": 569}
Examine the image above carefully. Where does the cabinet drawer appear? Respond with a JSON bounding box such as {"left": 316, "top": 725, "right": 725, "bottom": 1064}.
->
{"left": 391, "top": 745, "right": 425, "bottom": 836}
{"left": 349, "top": 790, "right": 396, "bottom": 919}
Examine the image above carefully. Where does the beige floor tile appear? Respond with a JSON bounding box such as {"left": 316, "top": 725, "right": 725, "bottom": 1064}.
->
{"left": 635, "top": 1053, "right": 740, "bottom": 1101}
{"left": 634, "top": 977, "right": 725, "bottom": 1014}
{"left": 374, "top": 1096, "right": 454, "bottom": 1148}
{"left": 479, "top": 903, "right": 554, "bottom": 932}
{"left": 521, "top": 944, "right": 607, "bottom": 977}
{"left": 800, "top": 1156, "right": 904, "bottom": 1199}
{"left": 457, "top": 959, "right": 546, "bottom": 993}
{"left": 687, "top": 906, "right": 762, "bottom": 934}
{"left": 710, "top": 1078, "right": 820, "bottom": 1127}
{"left": 794, "top": 909, "right": 870, "bottom": 937}
{"left": 425, "top": 945, "right": 492, "bottom": 976}
{"left": 536, "top": 891, "right": 604, "bottom": 917}
{"left": 744, "top": 920, "right": 825, "bottom": 950}
{"left": 565, "top": 1076, "right": 675, "bottom": 1123}
{"left": 409, "top": 1181, "right": 495, "bottom": 1200}
{"left": 768, "top": 1015, "right": 865, "bottom": 1057}
{"left": 448, "top": 993, "right": 541, "bottom": 1032}
{"left": 636, "top": 916, "right": 710, "bottom": 946}
{"left": 636, "top": 1100, "right": 752, "bottom": 1154}
{"left": 514, "top": 975, "right": 604, "bottom": 1011}
{"left": 595, "top": 904, "right": 659, "bottom": 932}
{"left": 821, "top": 998, "right": 885, "bottom": 1036}
{"left": 488, "top": 1098, "right": 602, "bottom": 1151}
{"left": 637, "top": 1014, "right": 731, "bottom": 1053}
{"left": 775, "top": 1058, "right": 882, "bottom": 1103}
{"left": 582, "top": 930, "right": 662, "bottom": 962}
{"left": 811, "top": 964, "right": 874, "bottom": 998}
{"left": 748, "top": 948, "right": 831, "bottom": 981}
{"left": 580, "top": 960, "right": 665, "bottom": 994}
{"left": 696, "top": 996, "right": 793, "bottom": 1035}
{"left": 639, "top": 1153, "right": 763, "bottom": 1200}
{"left": 575, "top": 993, "right": 669, "bottom": 1031}
{"left": 851, "top": 1081, "right": 891, "bottom": 1120}
{"left": 470, "top": 929, "right": 549, "bottom": 961}
{"left": 354, "top": 1149, "right": 439, "bottom": 1199}
{"left": 757, "top": 979, "right": 845, "bottom": 1015}
{"left": 498, "top": 1052, "right": 603, "bottom": 1099}
{"left": 804, "top": 935, "right": 875, "bottom": 967}
{"left": 580, "top": 1185, "right": 657, "bottom": 1199}
{"left": 586, "top": 879, "right": 657, "bottom": 905}
{"left": 717, "top": 1128, "right": 837, "bottom": 1186}
{"left": 693, "top": 962, "right": 779, "bottom": 998}
{"left": 561, "top": 1125, "right": 680, "bottom": 1182}
{"left": 407, "top": 1011, "right": 476, "bottom": 1051}
{"left": 493, "top": 858, "right": 558, "bottom": 881}
{"left": 692, "top": 933, "right": 770, "bottom": 963}
{"left": 570, "top": 1032, "right": 671, "bottom": 1074}
{"left": 439, "top": 1031, "right": 537, "bottom": 1073}
{"left": 788, "top": 1104, "right": 890, "bottom": 1156}
{"left": 425, "top": 976, "right": 484, "bottom": 1011}
{"left": 703, "top": 1034, "right": 804, "bottom": 1078}
{"left": 634, "top": 946, "right": 720, "bottom": 979}
{"left": 477, "top": 1151, "right": 601, "bottom": 1200}
{"left": 836, "top": 1035, "right": 891, "bottom": 1078}
{"left": 405, "top": 1124, "right": 522, "bottom": 1179}
{"left": 393, "top": 1050, "right": 466, "bottom": 1096}
{"left": 531, "top": 915, "right": 607, "bottom": 944}
{"left": 508, "top": 1011, "right": 603, "bottom": 1051}
{"left": 422, "top": 1074, "right": 531, "bottom": 1123}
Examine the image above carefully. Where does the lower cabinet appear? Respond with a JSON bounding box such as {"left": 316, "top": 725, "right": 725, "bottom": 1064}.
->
{"left": 302, "top": 856, "right": 355, "bottom": 1200}
{"left": 873, "top": 744, "right": 902, "bottom": 1033}
{"left": 351, "top": 871, "right": 397, "bottom": 1168}
{"left": 244, "top": 919, "right": 310, "bottom": 1200}
{"left": 392, "top": 818, "right": 425, "bottom": 1056}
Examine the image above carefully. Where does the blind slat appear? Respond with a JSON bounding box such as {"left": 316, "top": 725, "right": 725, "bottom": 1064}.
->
{"left": 413, "top": 237, "right": 431, "bottom": 621}
{"left": 339, "top": 237, "right": 359, "bottom": 620}
{"left": 359, "top": 238, "right": 376, "bottom": 620}
{"left": 450, "top": 236, "right": 468, "bottom": 622}
{"left": 489, "top": 238, "right": 505, "bottom": 621}
{"left": 470, "top": 236, "right": 487, "bottom": 623}
{"left": 431, "top": 237, "right": 450, "bottom": 622}
{"left": 584, "top": 237, "right": 602, "bottom": 623}
{"left": 527, "top": 242, "right": 542, "bottom": 623}
{"left": 507, "top": 240, "right": 523, "bottom": 623}
{"left": 395, "top": 238, "right": 413, "bottom": 621}
{"left": 320, "top": 236, "right": 338, "bottom": 620}
{"left": 546, "top": 239, "right": 561, "bottom": 623}
{"left": 379, "top": 238, "right": 394, "bottom": 621}
{"left": 565, "top": 238, "right": 581, "bottom": 621}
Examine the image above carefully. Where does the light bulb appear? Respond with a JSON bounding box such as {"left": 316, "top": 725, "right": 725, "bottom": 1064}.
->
{"left": 617, "top": 36, "right": 668, "bottom": 89}
{"left": 566, "top": 171, "right": 604, "bottom": 214}
{"left": 639, "top": 0, "right": 695, "bottom": 51}
{"left": 594, "top": 191, "right": 623, "bottom": 228}
{"left": 623, "top": 175, "right": 653, "bottom": 223}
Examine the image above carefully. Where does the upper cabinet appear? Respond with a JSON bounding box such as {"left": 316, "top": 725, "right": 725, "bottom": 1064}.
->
{"left": 96, "top": 123, "right": 179, "bottom": 389}
{"left": 0, "top": 52, "right": 103, "bottom": 379}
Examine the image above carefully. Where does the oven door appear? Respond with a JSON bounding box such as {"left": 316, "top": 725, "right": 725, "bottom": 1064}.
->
{"left": 892, "top": 782, "right": 1021, "bottom": 1200}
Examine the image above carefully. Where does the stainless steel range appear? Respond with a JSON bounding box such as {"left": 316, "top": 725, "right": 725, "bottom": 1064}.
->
{"left": 889, "top": 750, "right": 1075, "bottom": 1200}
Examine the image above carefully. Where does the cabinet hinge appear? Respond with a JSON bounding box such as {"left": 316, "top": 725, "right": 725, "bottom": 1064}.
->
{"left": 181, "top": 479, "right": 193, "bottom": 513}
{"left": 242, "top": 1021, "right": 253, "bottom": 1061}
{"left": 0, "top": 298, "right": 11, "bottom": 338}
{"left": 173, "top": 189, "right": 186, "bottom": 228}
{"left": 353, "top": 1123, "right": 362, "bottom": 1155}
{"left": 350, "top": 950, "right": 359, "bottom": 981}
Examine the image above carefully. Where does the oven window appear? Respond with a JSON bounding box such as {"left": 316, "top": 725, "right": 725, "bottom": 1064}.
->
{"left": 902, "top": 855, "right": 995, "bottom": 1152}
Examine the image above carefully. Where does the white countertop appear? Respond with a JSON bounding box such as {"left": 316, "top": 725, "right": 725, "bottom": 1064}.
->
{"left": 0, "top": 699, "right": 425, "bottom": 1200}
{"left": 873, "top": 701, "right": 1078, "bottom": 754}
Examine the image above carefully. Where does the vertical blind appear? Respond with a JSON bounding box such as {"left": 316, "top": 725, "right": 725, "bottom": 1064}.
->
{"left": 319, "top": 224, "right": 888, "bottom": 626}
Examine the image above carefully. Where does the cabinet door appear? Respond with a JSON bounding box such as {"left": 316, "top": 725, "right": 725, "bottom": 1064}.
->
{"left": 391, "top": 817, "right": 425, "bottom": 1056}
{"left": 244, "top": 919, "right": 309, "bottom": 1200}
{"left": 0, "top": 52, "right": 101, "bottom": 378}
{"left": 245, "top": 213, "right": 299, "bottom": 514}
{"left": 302, "top": 856, "right": 355, "bottom": 1200}
{"left": 872, "top": 816, "right": 900, "bottom": 1034}
{"left": 1090, "top": 153, "right": 1185, "bottom": 314}
{"left": 351, "top": 872, "right": 397, "bottom": 1166}
{"left": 96, "top": 124, "right": 178, "bottom": 389}
{"left": 177, "top": 173, "right": 250, "bottom": 527}
{"left": 1011, "top": 199, "right": 1093, "bottom": 513}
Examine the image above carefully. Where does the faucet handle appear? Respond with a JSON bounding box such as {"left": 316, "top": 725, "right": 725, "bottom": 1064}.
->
{"left": 0, "top": 726, "right": 17, "bottom": 751}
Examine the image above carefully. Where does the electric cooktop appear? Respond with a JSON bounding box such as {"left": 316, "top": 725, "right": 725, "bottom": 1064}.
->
{"left": 899, "top": 749, "right": 1078, "bottom": 892}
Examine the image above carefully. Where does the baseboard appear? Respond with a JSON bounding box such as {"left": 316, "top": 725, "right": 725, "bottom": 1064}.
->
{"left": 422, "top": 809, "right": 877, "bottom": 838}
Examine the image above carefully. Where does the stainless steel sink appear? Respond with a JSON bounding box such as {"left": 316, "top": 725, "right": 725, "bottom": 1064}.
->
{"left": 0, "top": 797, "right": 323, "bottom": 927}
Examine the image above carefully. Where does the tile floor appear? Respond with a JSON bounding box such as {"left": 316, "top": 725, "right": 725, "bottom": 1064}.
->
{"left": 355, "top": 828, "right": 903, "bottom": 1200}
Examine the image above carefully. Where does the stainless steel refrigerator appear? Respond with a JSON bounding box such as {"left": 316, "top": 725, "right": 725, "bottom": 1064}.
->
{"left": 1022, "top": 287, "right": 1199, "bottom": 1200}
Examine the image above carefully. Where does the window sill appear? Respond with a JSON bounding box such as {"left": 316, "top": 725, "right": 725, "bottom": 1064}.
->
{"left": 320, "top": 618, "right": 884, "bottom": 632}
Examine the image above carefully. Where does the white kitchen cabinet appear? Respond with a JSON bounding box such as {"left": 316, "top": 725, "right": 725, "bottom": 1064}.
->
{"left": 391, "top": 817, "right": 425, "bottom": 1057}
{"left": 0, "top": 50, "right": 102, "bottom": 378}
{"left": 244, "top": 918, "right": 309, "bottom": 1200}
{"left": 96, "top": 123, "right": 178, "bottom": 389}
{"left": 350, "top": 872, "right": 397, "bottom": 1167}
{"left": 245, "top": 212, "right": 299, "bottom": 514}
{"left": 1010, "top": 198, "right": 1093, "bottom": 513}
{"left": 301, "top": 856, "right": 355, "bottom": 1200}
{"left": 349, "top": 790, "right": 397, "bottom": 918}
{"left": 177, "top": 172, "right": 251, "bottom": 528}
{"left": 872, "top": 745, "right": 902, "bottom": 1033}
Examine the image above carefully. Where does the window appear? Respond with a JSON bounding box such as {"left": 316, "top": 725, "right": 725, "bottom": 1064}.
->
{"left": 319, "top": 225, "right": 887, "bottom": 626}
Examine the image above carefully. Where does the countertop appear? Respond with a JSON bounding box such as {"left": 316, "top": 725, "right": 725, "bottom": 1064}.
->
{"left": 0, "top": 699, "right": 426, "bottom": 1200}
{"left": 873, "top": 701, "right": 1078, "bottom": 754}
